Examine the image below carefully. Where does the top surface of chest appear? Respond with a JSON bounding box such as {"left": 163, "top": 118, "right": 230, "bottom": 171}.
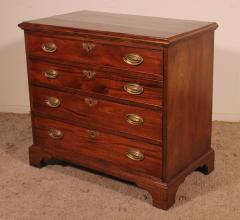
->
{"left": 19, "top": 10, "right": 217, "bottom": 44}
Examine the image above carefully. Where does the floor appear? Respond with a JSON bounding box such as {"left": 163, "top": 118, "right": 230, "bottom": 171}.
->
{"left": 0, "top": 113, "right": 240, "bottom": 220}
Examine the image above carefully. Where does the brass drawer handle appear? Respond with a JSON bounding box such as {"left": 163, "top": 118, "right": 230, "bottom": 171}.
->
{"left": 87, "top": 130, "right": 99, "bottom": 139}
{"left": 123, "top": 53, "right": 143, "bottom": 66}
{"left": 126, "top": 149, "right": 144, "bottom": 161}
{"left": 126, "top": 114, "right": 144, "bottom": 125}
{"left": 43, "top": 69, "right": 58, "bottom": 79}
{"left": 82, "top": 42, "right": 95, "bottom": 52}
{"left": 45, "top": 97, "right": 61, "bottom": 108}
{"left": 124, "top": 83, "right": 144, "bottom": 95}
{"left": 48, "top": 128, "right": 63, "bottom": 139}
{"left": 84, "top": 97, "right": 98, "bottom": 107}
{"left": 83, "top": 70, "right": 96, "bottom": 79}
{"left": 42, "top": 42, "right": 57, "bottom": 53}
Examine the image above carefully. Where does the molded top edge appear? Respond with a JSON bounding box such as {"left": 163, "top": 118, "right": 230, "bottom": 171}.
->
{"left": 18, "top": 10, "right": 218, "bottom": 45}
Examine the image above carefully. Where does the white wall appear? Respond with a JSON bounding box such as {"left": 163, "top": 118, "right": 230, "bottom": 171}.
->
{"left": 0, "top": 0, "right": 239, "bottom": 121}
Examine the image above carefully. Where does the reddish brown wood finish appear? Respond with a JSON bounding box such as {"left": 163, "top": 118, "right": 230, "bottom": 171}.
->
{"left": 163, "top": 31, "right": 215, "bottom": 180}
{"left": 19, "top": 10, "right": 217, "bottom": 45}
{"left": 137, "top": 148, "right": 214, "bottom": 209}
{"left": 19, "top": 11, "right": 218, "bottom": 210}
{"left": 26, "top": 33, "right": 163, "bottom": 75}
{"left": 31, "top": 86, "right": 162, "bottom": 143}
{"left": 29, "top": 141, "right": 214, "bottom": 210}
{"left": 33, "top": 116, "right": 163, "bottom": 178}
{"left": 28, "top": 60, "right": 163, "bottom": 107}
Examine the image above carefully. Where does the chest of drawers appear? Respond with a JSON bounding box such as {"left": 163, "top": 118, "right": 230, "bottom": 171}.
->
{"left": 19, "top": 11, "right": 218, "bottom": 210}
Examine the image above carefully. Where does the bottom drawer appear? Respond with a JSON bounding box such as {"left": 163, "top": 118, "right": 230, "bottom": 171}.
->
{"left": 33, "top": 116, "right": 163, "bottom": 178}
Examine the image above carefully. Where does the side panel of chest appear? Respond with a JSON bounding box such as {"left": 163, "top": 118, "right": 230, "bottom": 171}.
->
{"left": 163, "top": 31, "right": 215, "bottom": 180}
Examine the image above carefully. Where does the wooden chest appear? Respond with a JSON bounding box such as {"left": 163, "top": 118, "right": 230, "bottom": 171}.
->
{"left": 19, "top": 11, "right": 218, "bottom": 210}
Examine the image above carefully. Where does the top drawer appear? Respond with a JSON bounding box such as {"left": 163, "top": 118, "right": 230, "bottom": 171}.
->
{"left": 26, "top": 34, "right": 163, "bottom": 75}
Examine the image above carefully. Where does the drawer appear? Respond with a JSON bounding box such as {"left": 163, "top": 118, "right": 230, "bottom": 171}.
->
{"left": 31, "top": 86, "right": 162, "bottom": 142}
{"left": 28, "top": 60, "right": 163, "bottom": 107}
{"left": 26, "top": 34, "right": 163, "bottom": 75}
{"left": 33, "top": 116, "right": 163, "bottom": 178}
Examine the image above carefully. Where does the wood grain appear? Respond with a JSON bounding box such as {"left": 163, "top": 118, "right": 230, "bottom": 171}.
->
{"left": 19, "top": 11, "right": 218, "bottom": 210}
{"left": 31, "top": 86, "right": 163, "bottom": 142}
{"left": 28, "top": 60, "right": 163, "bottom": 107}
{"left": 19, "top": 10, "right": 218, "bottom": 45}
{"left": 33, "top": 116, "right": 163, "bottom": 178}
{"left": 26, "top": 33, "right": 163, "bottom": 75}
{"left": 164, "top": 31, "right": 215, "bottom": 180}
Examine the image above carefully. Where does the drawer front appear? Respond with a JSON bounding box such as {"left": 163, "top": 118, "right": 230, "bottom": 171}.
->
{"left": 26, "top": 34, "right": 163, "bottom": 75}
{"left": 31, "top": 86, "right": 162, "bottom": 142}
{"left": 28, "top": 60, "right": 163, "bottom": 107}
{"left": 33, "top": 116, "right": 163, "bottom": 178}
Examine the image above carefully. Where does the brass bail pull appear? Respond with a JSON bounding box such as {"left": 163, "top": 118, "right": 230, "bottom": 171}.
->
{"left": 124, "top": 83, "right": 144, "bottom": 95}
{"left": 45, "top": 97, "right": 61, "bottom": 108}
{"left": 48, "top": 128, "right": 63, "bottom": 139}
{"left": 123, "top": 53, "right": 143, "bottom": 66}
{"left": 126, "top": 149, "right": 144, "bottom": 161}
{"left": 126, "top": 114, "right": 144, "bottom": 125}
{"left": 42, "top": 42, "right": 57, "bottom": 53}
{"left": 43, "top": 69, "right": 58, "bottom": 79}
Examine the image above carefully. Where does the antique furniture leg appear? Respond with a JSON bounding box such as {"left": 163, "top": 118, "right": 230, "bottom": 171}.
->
{"left": 196, "top": 151, "right": 215, "bottom": 175}
{"left": 29, "top": 145, "right": 51, "bottom": 168}
{"left": 137, "top": 149, "right": 215, "bottom": 209}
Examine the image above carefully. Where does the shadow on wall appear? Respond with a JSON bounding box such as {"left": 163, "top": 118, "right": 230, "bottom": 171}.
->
{"left": 0, "top": 39, "right": 29, "bottom": 112}
{"left": 213, "top": 48, "right": 240, "bottom": 118}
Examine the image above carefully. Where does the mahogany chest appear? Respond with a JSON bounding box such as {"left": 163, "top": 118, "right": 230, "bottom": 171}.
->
{"left": 19, "top": 11, "right": 218, "bottom": 210}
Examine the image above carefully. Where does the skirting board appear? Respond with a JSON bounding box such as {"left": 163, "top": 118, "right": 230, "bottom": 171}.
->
{"left": 0, "top": 105, "right": 30, "bottom": 114}
{"left": 0, "top": 105, "right": 239, "bottom": 122}
{"left": 212, "top": 113, "right": 240, "bottom": 122}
